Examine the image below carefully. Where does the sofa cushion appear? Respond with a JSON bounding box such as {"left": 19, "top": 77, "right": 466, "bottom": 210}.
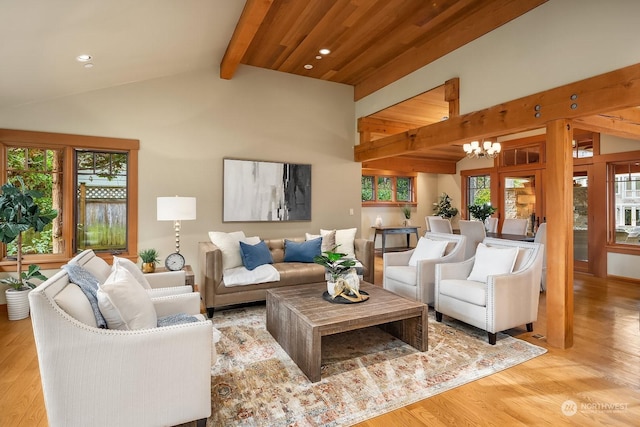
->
{"left": 61, "top": 263, "right": 108, "bottom": 329}
{"left": 385, "top": 266, "right": 417, "bottom": 286}
{"left": 321, "top": 228, "right": 357, "bottom": 258}
{"left": 306, "top": 229, "right": 336, "bottom": 253}
{"left": 284, "top": 238, "right": 322, "bottom": 262}
{"left": 408, "top": 237, "right": 448, "bottom": 266}
{"left": 439, "top": 279, "right": 487, "bottom": 306}
{"left": 239, "top": 240, "right": 273, "bottom": 270}
{"left": 97, "top": 263, "right": 157, "bottom": 330}
{"left": 113, "top": 256, "right": 151, "bottom": 289}
{"left": 467, "top": 243, "right": 518, "bottom": 282}
{"left": 208, "top": 231, "right": 247, "bottom": 270}
{"left": 53, "top": 284, "right": 99, "bottom": 327}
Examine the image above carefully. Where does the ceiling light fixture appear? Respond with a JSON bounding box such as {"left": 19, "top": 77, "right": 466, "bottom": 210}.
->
{"left": 76, "top": 54, "right": 92, "bottom": 62}
{"left": 319, "top": 48, "right": 331, "bottom": 55}
{"left": 463, "top": 139, "right": 501, "bottom": 159}
{"left": 304, "top": 64, "right": 313, "bottom": 69}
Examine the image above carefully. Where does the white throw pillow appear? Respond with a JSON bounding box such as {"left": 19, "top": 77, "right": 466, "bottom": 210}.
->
{"left": 306, "top": 229, "right": 336, "bottom": 253}
{"left": 408, "top": 238, "right": 448, "bottom": 267}
{"left": 467, "top": 243, "right": 519, "bottom": 282}
{"left": 322, "top": 228, "right": 357, "bottom": 258}
{"left": 113, "top": 256, "right": 151, "bottom": 289}
{"left": 243, "top": 235, "right": 260, "bottom": 245}
{"left": 208, "top": 231, "right": 247, "bottom": 270}
{"left": 97, "top": 263, "right": 157, "bottom": 330}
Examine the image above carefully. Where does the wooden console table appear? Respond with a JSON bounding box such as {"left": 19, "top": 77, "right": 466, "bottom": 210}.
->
{"left": 372, "top": 225, "right": 421, "bottom": 253}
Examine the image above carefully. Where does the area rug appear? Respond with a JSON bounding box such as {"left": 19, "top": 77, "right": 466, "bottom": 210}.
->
{"left": 208, "top": 304, "right": 546, "bottom": 427}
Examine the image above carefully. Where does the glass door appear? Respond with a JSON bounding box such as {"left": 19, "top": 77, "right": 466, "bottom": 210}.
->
{"left": 573, "top": 168, "right": 590, "bottom": 272}
{"left": 501, "top": 172, "right": 541, "bottom": 236}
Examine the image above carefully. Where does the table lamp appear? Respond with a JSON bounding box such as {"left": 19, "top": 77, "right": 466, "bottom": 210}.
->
{"left": 157, "top": 196, "right": 196, "bottom": 270}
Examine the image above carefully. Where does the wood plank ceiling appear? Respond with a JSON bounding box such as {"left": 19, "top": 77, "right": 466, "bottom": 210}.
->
{"left": 221, "top": 0, "right": 640, "bottom": 172}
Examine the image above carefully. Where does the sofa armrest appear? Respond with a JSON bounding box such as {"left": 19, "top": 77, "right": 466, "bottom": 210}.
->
{"left": 354, "top": 238, "right": 374, "bottom": 283}
{"left": 146, "top": 270, "right": 187, "bottom": 288}
{"left": 152, "top": 293, "right": 202, "bottom": 317}
{"left": 199, "top": 241, "right": 223, "bottom": 310}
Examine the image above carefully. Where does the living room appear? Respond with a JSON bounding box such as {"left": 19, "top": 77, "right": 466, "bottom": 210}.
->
{"left": 1, "top": 1, "right": 639, "bottom": 425}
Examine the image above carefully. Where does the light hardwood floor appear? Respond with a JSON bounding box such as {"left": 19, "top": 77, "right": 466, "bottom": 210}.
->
{"left": 1, "top": 254, "right": 639, "bottom": 426}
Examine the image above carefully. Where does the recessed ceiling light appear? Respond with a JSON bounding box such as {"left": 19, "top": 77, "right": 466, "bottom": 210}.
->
{"left": 315, "top": 55, "right": 322, "bottom": 60}
{"left": 76, "top": 54, "right": 92, "bottom": 62}
{"left": 319, "top": 48, "right": 331, "bottom": 55}
{"left": 83, "top": 63, "right": 94, "bottom": 69}
{"left": 304, "top": 64, "right": 313, "bottom": 70}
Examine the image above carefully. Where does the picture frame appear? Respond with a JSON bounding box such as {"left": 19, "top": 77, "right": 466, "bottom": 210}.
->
{"left": 223, "top": 158, "right": 311, "bottom": 222}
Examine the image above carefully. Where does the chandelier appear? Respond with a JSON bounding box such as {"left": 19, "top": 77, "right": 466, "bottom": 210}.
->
{"left": 463, "top": 140, "right": 502, "bottom": 159}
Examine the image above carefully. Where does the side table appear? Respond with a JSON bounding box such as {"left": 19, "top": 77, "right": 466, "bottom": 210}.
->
{"left": 152, "top": 265, "right": 195, "bottom": 287}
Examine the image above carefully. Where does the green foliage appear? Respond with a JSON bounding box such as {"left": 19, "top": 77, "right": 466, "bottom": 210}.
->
{"left": 361, "top": 176, "right": 374, "bottom": 201}
{"left": 1, "top": 264, "right": 48, "bottom": 290}
{"left": 313, "top": 246, "right": 356, "bottom": 281}
{"left": 468, "top": 203, "right": 496, "bottom": 222}
{"left": 396, "top": 177, "right": 411, "bottom": 202}
{"left": 139, "top": 248, "right": 160, "bottom": 264}
{"left": 377, "top": 177, "right": 392, "bottom": 201}
{"left": 433, "top": 192, "right": 459, "bottom": 219}
{"left": 401, "top": 205, "right": 412, "bottom": 219}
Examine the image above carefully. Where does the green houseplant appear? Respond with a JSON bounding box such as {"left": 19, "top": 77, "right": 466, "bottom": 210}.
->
{"left": 313, "top": 247, "right": 361, "bottom": 300}
{"left": 0, "top": 177, "right": 57, "bottom": 320}
{"left": 468, "top": 203, "right": 496, "bottom": 223}
{"left": 139, "top": 248, "right": 160, "bottom": 273}
{"left": 433, "top": 192, "right": 459, "bottom": 219}
{"left": 401, "top": 205, "right": 412, "bottom": 225}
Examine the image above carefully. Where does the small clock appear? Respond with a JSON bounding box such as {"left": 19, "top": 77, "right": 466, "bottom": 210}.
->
{"left": 165, "top": 252, "right": 186, "bottom": 271}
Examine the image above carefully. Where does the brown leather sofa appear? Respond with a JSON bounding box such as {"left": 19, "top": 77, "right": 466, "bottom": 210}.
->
{"left": 198, "top": 237, "right": 374, "bottom": 317}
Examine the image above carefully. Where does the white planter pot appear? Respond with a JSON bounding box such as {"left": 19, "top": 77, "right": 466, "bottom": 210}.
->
{"left": 5, "top": 288, "right": 31, "bottom": 321}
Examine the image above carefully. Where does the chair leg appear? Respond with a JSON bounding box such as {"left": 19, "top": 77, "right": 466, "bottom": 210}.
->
{"left": 196, "top": 418, "right": 207, "bottom": 427}
{"left": 435, "top": 311, "right": 443, "bottom": 322}
{"left": 488, "top": 332, "right": 497, "bottom": 345}
{"left": 207, "top": 307, "right": 214, "bottom": 318}
{"left": 526, "top": 322, "right": 533, "bottom": 332}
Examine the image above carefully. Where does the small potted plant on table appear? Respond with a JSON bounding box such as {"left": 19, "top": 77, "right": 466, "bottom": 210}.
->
{"left": 139, "top": 248, "right": 160, "bottom": 273}
{"left": 314, "top": 247, "right": 366, "bottom": 301}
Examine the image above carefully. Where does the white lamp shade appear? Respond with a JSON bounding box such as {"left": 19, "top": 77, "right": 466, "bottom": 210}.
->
{"left": 157, "top": 197, "right": 197, "bottom": 221}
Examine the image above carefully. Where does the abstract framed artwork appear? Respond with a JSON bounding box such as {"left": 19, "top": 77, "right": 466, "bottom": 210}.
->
{"left": 223, "top": 158, "right": 311, "bottom": 222}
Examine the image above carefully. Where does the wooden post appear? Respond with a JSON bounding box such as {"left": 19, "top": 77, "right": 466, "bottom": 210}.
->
{"left": 545, "top": 119, "right": 574, "bottom": 348}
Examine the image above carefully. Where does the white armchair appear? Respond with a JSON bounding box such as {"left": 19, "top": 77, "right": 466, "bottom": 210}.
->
{"left": 459, "top": 220, "right": 486, "bottom": 259}
{"left": 383, "top": 232, "right": 466, "bottom": 305}
{"left": 435, "top": 237, "right": 544, "bottom": 345}
{"left": 28, "top": 268, "right": 213, "bottom": 427}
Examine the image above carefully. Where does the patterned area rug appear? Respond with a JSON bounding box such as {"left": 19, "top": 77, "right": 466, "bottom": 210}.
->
{"left": 208, "top": 304, "right": 546, "bottom": 426}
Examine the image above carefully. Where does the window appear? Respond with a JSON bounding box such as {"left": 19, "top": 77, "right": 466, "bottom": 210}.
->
{"left": 0, "top": 129, "right": 139, "bottom": 269}
{"left": 361, "top": 171, "right": 416, "bottom": 206}
{"left": 611, "top": 161, "right": 640, "bottom": 246}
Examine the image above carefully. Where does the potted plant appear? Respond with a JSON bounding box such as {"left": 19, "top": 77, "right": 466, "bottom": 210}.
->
{"left": 0, "top": 177, "right": 57, "bottom": 320}
{"left": 401, "top": 205, "right": 412, "bottom": 226}
{"left": 313, "top": 246, "right": 356, "bottom": 296}
{"left": 139, "top": 248, "right": 160, "bottom": 273}
{"left": 433, "top": 192, "right": 459, "bottom": 219}
{"left": 468, "top": 203, "right": 496, "bottom": 223}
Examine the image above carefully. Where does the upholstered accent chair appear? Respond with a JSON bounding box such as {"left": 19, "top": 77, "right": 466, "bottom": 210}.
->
{"left": 28, "top": 252, "right": 213, "bottom": 427}
{"left": 427, "top": 217, "right": 453, "bottom": 234}
{"left": 435, "top": 237, "right": 544, "bottom": 345}
{"left": 383, "top": 232, "right": 466, "bottom": 306}
{"left": 501, "top": 218, "right": 528, "bottom": 235}
{"left": 459, "top": 220, "right": 486, "bottom": 259}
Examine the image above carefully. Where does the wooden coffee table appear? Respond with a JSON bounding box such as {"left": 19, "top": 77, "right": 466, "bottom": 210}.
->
{"left": 266, "top": 282, "right": 428, "bottom": 382}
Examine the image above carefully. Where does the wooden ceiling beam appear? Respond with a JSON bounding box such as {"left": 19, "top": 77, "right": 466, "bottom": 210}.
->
{"left": 358, "top": 117, "right": 419, "bottom": 136}
{"left": 362, "top": 157, "right": 456, "bottom": 174}
{"left": 353, "top": 0, "right": 547, "bottom": 100}
{"left": 220, "top": 0, "right": 274, "bottom": 80}
{"left": 572, "top": 115, "right": 640, "bottom": 141}
{"left": 355, "top": 62, "right": 640, "bottom": 162}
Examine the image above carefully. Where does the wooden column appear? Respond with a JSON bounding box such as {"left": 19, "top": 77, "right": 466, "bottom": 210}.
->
{"left": 545, "top": 119, "right": 574, "bottom": 348}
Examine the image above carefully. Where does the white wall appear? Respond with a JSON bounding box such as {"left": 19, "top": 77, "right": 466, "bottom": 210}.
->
{"left": 0, "top": 66, "right": 357, "bottom": 302}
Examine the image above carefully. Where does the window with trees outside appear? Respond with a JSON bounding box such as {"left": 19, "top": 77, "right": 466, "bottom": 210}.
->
{"left": 362, "top": 172, "right": 416, "bottom": 206}
{"left": 467, "top": 174, "right": 492, "bottom": 214}
{"left": 0, "top": 129, "right": 139, "bottom": 270}
{"left": 611, "top": 161, "right": 640, "bottom": 246}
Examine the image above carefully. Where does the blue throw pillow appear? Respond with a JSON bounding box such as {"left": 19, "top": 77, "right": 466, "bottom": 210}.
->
{"left": 284, "top": 238, "right": 321, "bottom": 263}
{"left": 239, "top": 240, "right": 274, "bottom": 270}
